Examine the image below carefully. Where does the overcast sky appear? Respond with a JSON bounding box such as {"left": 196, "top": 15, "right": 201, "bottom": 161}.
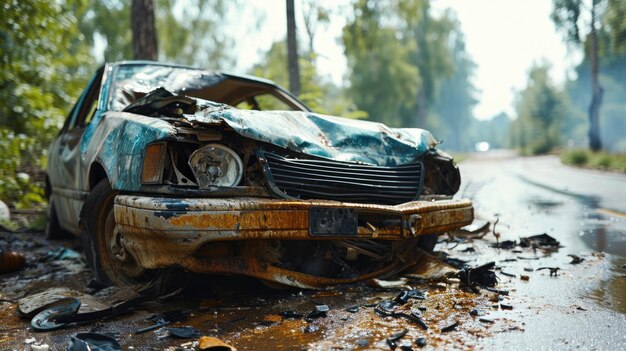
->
{"left": 234, "top": 0, "right": 580, "bottom": 120}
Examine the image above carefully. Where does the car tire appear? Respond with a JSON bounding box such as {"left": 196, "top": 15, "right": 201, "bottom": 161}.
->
{"left": 80, "top": 179, "right": 182, "bottom": 292}
{"left": 417, "top": 234, "right": 439, "bottom": 253}
{"left": 45, "top": 198, "right": 72, "bottom": 239}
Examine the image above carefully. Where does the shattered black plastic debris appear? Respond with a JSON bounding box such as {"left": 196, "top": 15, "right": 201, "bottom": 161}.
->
{"left": 386, "top": 329, "right": 408, "bottom": 350}
{"left": 519, "top": 233, "right": 560, "bottom": 249}
{"left": 457, "top": 262, "right": 498, "bottom": 291}
{"left": 470, "top": 309, "right": 483, "bottom": 319}
{"left": 415, "top": 337, "right": 427, "bottom": 348}
{"left": 280, "top": 310, "right": 304, "bottom": 319}
{"left": 440, "top": 321, "right": 459, "bottom": 332}
{"left": 374, "top": 301, "right": 428, "bottom": 330}
{"left": 485, "top": 287, "right": 509, "bottom": 295}
{"left": 345, "top": 305, "right": 359, "bottom": 313}
{"left": 568, "top": 255, "right": 584, "bottom": 264}
{"left": 166, "top": 326, "right": 201, "bottom": 339}
{"left": 67, "top": 332, "right": 121, "bottom": 351}
{"left": 387, "top": 329, "right": 409, "bottom": 342}
{"left": 479, "top": 318, "right": 494, "bottom": 324}
{"left": 537, "top": 267, "right": 561, "bottom": 276}
{"left": 31, "top": 297, "right": 81, "bottom": 331}
{"left": 490, "top": 240, "right": 517, "bottom": 249}
{"left": 500, "top": 304, "right": 513, "bottom": 310}
{"left": 306, "top": 305, "right": 329, "bottom": 319}
{"left": 394, "top": 289, "right": 426, "bottom": 304}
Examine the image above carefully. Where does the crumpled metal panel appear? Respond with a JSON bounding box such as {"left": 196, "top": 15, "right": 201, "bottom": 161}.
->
{"left": 103, "top": 62, "right": 439, "bottom": 167}
{"left": 186, "top": 105, "right": 438, "bottom": 166}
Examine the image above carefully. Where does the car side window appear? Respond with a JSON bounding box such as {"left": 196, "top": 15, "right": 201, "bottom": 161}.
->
{"left": 66, "top": 69, "right": 103, "bottom": 131}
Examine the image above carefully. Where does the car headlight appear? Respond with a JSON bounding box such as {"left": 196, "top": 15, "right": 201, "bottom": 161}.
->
{"left": 188, "top": 144, "right": 243, "bottom": 188}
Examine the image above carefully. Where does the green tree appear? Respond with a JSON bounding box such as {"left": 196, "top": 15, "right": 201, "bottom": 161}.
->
{"left": 431, "top": 15, "right": 477, "bottom": 151}
{"left": 251, "top": 40, "right": 363, "bottom": 117}
{"left": 81, "top": 0, "right": 233, "bottom": 68}
{"left": 552, "top": 0, "right": 604, "bottom": 151}
{"left": 341, "top": 0, "right": 461, "bottom": 129}
{"left": 342, "top": 0, "right": 420, "bottom": 127}
{"left": 0, "top": 0, "right": 93, "bottom": 205}
{"left": 511, "top": 64, "right": 568, "bottom": 155}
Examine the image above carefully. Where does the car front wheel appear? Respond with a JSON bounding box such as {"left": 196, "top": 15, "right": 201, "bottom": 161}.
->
{"left": 80, "top": 179, "right": 154, "bottom": 288}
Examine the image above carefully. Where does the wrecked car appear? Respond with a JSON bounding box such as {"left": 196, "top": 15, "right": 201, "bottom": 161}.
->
{"left": 45, "top": 61, "right": 473, "bottom": 289}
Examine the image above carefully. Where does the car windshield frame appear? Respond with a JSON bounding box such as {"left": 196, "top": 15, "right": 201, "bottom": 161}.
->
{"left": 103, "top": 62, "right": 309, "bottom": 112}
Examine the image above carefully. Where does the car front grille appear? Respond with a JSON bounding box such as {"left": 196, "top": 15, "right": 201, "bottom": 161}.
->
{"left": 258, "top": 151, "right": 424, "bottom": 205}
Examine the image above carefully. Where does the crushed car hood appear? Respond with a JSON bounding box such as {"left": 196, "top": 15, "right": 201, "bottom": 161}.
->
{"left": 185, "top": 103, "right": 439, "bottom": 166}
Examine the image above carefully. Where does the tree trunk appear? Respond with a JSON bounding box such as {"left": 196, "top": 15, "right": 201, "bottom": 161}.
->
{"left": 131, "top": 0, "right": 158, "bottom": 61}
{"left": 588, "top": 0, "right": 603, "bottom": 151}
{"left": 286, "top": 0, "right": 301, "bottom": 95}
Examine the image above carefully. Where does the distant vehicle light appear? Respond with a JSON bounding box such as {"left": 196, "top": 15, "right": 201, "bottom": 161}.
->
{"left": 475, "top": 142, "right": 490, "bottom": 152}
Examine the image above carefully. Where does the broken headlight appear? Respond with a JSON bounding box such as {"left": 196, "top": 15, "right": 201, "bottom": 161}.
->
{"left": 188, "top": 144, "right": 243, "bottom": 188}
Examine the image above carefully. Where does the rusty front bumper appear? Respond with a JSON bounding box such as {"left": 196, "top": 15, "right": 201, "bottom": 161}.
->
{"left": 114, "top": 196, "right": 473, "bottom": 288}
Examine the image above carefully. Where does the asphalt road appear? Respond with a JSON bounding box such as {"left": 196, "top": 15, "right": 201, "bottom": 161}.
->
{"left": 459, "top": 151, "right": 626, "bottom": 350}
{"left": 1, "top": 152, "right": 625, "bottom": 350}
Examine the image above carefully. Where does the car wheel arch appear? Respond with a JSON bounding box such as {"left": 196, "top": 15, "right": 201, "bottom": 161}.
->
{"left": 88, "top": 161, "right": 109, "bottom": 191}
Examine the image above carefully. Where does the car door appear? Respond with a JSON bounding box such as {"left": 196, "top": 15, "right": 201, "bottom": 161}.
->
{"left": 47, "top": 69, "right": 103, "bottom": 234}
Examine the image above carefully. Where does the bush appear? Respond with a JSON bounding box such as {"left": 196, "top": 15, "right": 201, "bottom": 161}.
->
{"left": 563, "top": 149, "right": 589, "bottom": 166}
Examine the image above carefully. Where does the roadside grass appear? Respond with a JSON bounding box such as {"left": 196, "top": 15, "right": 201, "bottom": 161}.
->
{"left": 452, "top": 152, "right": 468, "bottom": 163}
{"left": 561, "top": 149, "right": 626, "bottom": 174}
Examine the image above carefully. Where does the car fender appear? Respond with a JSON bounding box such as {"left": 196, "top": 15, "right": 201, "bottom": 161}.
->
{"left": 81, "top": 111, "right": 176, "bottom": 192}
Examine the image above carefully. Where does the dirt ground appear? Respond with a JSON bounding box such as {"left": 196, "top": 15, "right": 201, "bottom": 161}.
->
{"left": 1, "top": 214, "right": 624, "bottom": 350}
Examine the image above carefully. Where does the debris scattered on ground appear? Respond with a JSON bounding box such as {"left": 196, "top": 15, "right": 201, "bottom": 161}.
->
{"left": 66, "top": 332, "right": 121, "bottom": 351}
{"left": 31, "top": 297, "right": 81, "bottom": 331}
{"left": 374, "top": 300, "right": 429, "bottom": 330}
{"left": 136, "top": 310, "right": 189, "bottom": 334}
{"left": 167, "top": 326, "right": 201, "bottom": 339}
{"left": 451, "top": 219, "right": 490, "bottom": 238}
{"left": 338, "top": 305, "right": 355, "bottom": 314}
{"left": 499, "top": 303, "right": 513, "bottom": 310}
{"left": 520, "top": 275, "right": 530, "bottom": 281}
{"left": 457, "top": 262, "right": 498, "bottom": 291}
{"left": 306, "top": 304, "right": 329, "bottom": 319}
{"left": 394, "top": 289, "right": 426, "bottom": 304}
{"left": 519, "top": 233, "right": 561, "bottom": 249}
{"left": 479, "top": 318, "right": 494, "bottom": 324}
{"left": 369, "top": 277, "right": 409, "bottom": 289}
{"left": 415, "top": 337, "right": 427, "bottom": 347}
{"left": 402, "top": 250, "right": 458, "bottom": 280}
{"left": 470, "top": 308, "right": 485, "bottom": 316}
{"left": 18, "top": 287, "right": 110, "bottom": 318}
{"left": 568, "top": 254, "right": 584, "bottom": 264}
{"left": 485, "top": 287, "right": 509, "bottom": 295}
{"left": 440, "top": 321, "right": 459, "bottom": 332}
{"left": 0, "top": 250, "right": 25, "bottom": 274}
{"left": 280, "top": 310, "right": 303, "bottom": 318}
{"left": 261, "top": 314, "right": 283, "bottom": 325}
{"left": 43, "top": 247, "right": 82, "bottom": 262}
{"left": 490, "top": 240, "right": 517, "bottom": 249}
{"left": 197, "top": 336, "right": 237, "bottom": 351}
{"left": 537, "top": 267, "right": 561, "bottom": 276}
{"left": 303, "top": 324, "right": 319, "bottom": 333}
{"left": 386, "top": 328, "right": 408, "bottom": 349}
{"left": 500, "top": 271, "right": 516, "bottom": 277}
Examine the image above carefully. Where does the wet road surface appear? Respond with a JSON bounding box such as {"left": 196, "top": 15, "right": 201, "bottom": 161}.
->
{"left": 1, "top": 152, "right": 625, "bottom": 350}
{"left": 458, "top": 152, "right": 626, "bottom": 350}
